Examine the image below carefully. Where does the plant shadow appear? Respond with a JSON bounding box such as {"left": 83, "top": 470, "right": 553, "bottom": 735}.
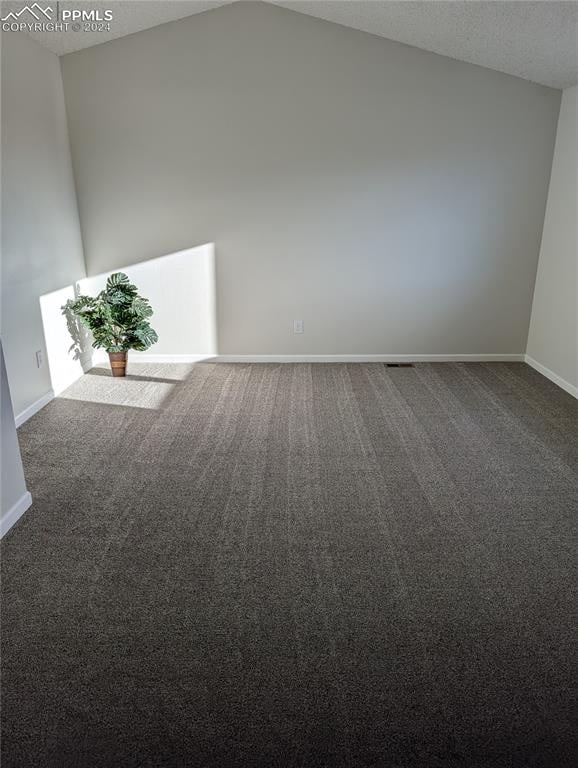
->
{"left": 61, "top": 289, "right": 93, "bottom": 365}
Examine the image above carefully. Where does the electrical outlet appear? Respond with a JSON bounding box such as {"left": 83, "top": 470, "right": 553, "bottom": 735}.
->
{"left": 35, "top": 350, "right": 44, "bottom": 368}
{"left": 293, "top": 319, "right": 304, "bottom": 334}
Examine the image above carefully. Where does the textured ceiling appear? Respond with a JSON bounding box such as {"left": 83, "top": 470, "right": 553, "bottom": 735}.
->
{"left": 1, "top": 1, "right": 236, "bottom": 54}
{"left": 5, "top": 0, "right": 577, "bottom": 88}
{"left": 271, "top": 1, "right": 578, "bottom": 89}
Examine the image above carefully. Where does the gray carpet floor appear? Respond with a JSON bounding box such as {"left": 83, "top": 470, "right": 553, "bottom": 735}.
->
{"left": 2, "top": 362, "right": 577, "bottom": 767}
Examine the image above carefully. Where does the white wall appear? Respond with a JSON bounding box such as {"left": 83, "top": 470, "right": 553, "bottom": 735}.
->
{"left": 61, "top": 1, "right": 561, "bottom": 356}
{"left": 526, "top": 85, "right": 577, "bottom": 396}
{"left": 1, "top": 32, "right": 86, "bottom": 418}
{"left": 1, "top": 341, "right": 31, "bottom": 537}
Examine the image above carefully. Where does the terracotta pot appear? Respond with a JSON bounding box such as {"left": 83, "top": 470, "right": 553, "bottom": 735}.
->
{"left": 108, "top": 351, "right": 127, "bottom": 377}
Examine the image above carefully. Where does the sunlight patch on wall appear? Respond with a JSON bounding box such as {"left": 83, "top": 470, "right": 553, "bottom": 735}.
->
{"left": 80, "top": 243, "right": 218, "bottom": 358}
{"left": 39, "top": 243, "right": 217, "bottom": 396}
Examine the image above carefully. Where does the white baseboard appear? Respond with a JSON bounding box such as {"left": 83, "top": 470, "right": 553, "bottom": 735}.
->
{"left": 214, "top": 354, "right": 525, "bottom": 363}
{"left": 524, "top": 355, "right": 578, "bottom": 398}
{"left": 0, "top": 491, "right": 32, "bottom": 538}
{"left": 90, "top": 353, "right": 216, "bottom": 365}
{"left": 89, "top": 352, "right": 525, "bottom": 366}
{"left": 15, "top": 390, "right": 54, "bottom": 428}
{"left": 129, "top": 353, "right": 216, "bottom": 364}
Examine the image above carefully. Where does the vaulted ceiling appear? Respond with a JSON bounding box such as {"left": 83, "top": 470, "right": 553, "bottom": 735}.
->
{"left": 5, "top": 0, "right": 577, "bottom": 88}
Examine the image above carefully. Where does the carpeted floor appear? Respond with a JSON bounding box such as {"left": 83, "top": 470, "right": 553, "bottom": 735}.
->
{"left": 2, "top": 362, "right": 577, "bottom": 767}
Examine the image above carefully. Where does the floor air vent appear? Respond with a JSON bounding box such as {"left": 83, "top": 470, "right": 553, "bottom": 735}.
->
{"left": 385, "top": 363, "right": 414, "bottom": 368}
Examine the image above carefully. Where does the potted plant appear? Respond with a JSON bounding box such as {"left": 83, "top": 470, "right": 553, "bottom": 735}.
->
{"left": 63, "top": 272, "right": 158, "bottom": 377}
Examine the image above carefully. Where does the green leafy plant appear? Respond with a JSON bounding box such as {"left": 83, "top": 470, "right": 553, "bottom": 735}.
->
{"left": 63, "top": 273, "right": 158, "bottom": 353}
